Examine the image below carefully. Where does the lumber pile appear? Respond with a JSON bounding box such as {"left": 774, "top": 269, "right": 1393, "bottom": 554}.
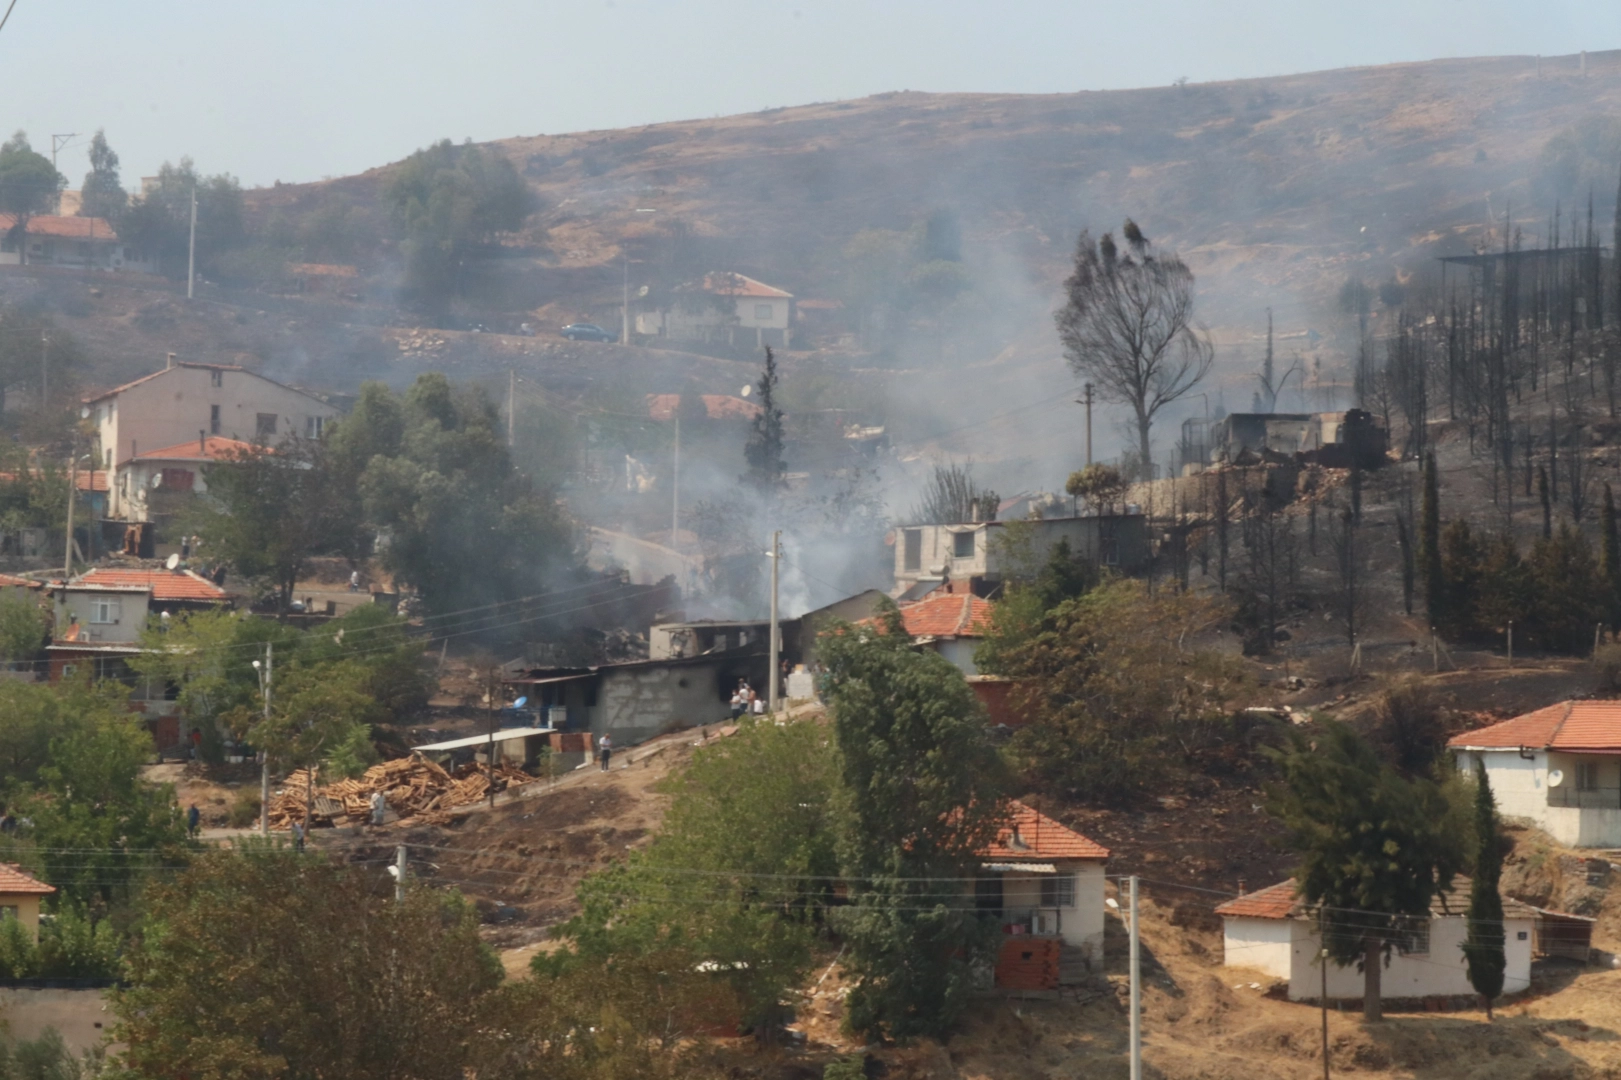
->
{"left": 267, "top": 756, "right": 538, "bottom": 829}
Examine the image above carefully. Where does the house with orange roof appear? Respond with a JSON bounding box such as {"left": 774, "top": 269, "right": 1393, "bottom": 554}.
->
{"left": 858, "top": 592, "right": 994, "bottom": 675}
{"left": 109, "top": 434, "right": 259, "bottom": 522}
{"left": 0, "top": 212, "right": 157, "bottom": 272}
{"left": 635, "top": 271, "right": 796, "bottom": 349}
{"left": 1215, "top": 877, "right": 1537, "bottom": 1003}
{"left": 1449, "top": 699, "right": 1621, "bottom": 847}
{"left": 0, "top": 864, "right": 55, "bottom": 941}
{"left": 976, "top": 800, "right": 1110, "bottom": 987}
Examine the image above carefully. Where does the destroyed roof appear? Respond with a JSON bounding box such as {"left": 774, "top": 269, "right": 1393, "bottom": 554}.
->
{"left": 0, "top": 213, "right": 118, "bottom": 240}
{"left": 979, "top": 800, "right": 1109, "bottom": 861}
{"left": 1448, "top": 700, "right": 1621, "bottom": 753}
{"left": 1214, "top": 877, "right": 1537, "bottom": 921}
{"left": 0, "top": 864, "right": 54, "bottom": 896}
{"left": 133, "top": 436, "right": 259, "bottom": 463}
{"left": 69, "top": 567, "right": 230, "bottom": 604}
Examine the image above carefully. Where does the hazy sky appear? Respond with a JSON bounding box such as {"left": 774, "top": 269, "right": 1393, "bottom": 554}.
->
{"left": 3, "top": 0, "right": 1617, "bottom": 189}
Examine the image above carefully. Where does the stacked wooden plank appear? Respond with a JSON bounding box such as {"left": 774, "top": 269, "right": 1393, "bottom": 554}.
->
{"left": 266, "top": 756, "right": 538, "bottom": 829}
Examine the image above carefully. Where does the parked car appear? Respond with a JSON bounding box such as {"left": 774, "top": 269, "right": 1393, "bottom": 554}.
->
{"left": 560, "top": 323, "right": 615, "bottom": 342}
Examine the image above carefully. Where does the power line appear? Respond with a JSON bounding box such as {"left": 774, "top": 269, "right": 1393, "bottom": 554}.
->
{"left": 0, "top": 2, "right": 18, "bottom": 38}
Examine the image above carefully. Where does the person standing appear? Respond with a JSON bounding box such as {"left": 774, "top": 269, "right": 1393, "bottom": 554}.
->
{"left": 598, "top": 733, "right": 612, "bottom": 772}
{"left": 291, "top": 820, "right": 305, "bottom": 853}
{"left": 370, "top": 789, "right": 386, "bottom": 827}
{"left": 186, "top": 803, "right": 201, "bottom": 839}
{"left": 729, "top": 686, "right": 744, "bottom": 720}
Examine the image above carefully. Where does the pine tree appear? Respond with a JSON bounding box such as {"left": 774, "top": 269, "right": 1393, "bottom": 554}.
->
{"left": 1463, "top": 761, "right": 1507, "bottom": 1019}
{"left": 1267, "top": 722, "right": 1464, "bottom": 1022}
{"left": 743, "top": 346, "right": 785, "bottom": 491}
{"left": 1420, "top": 452, "right": 1443, "bottom": 630}
{"left": 1602, "top": 483, "right": 1620, "bottom": 628}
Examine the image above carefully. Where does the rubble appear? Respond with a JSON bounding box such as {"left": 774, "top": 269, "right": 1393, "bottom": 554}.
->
{"left": 267, "top": 755, "right": 539, "bottom": 829}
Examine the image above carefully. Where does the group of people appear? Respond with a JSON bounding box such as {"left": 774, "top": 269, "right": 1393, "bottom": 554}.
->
{"left": 729, "top": 679, "right": 767, "bottom": 720}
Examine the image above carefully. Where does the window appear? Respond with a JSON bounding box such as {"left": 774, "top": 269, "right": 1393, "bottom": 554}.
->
{"left": 1040, "top": 875, "right": 1076, "bottom": 908}
{"left": 1402, "top": 918, "right": 1430, "bottom": 956}
{"left": 903, "top": 529, "right": 922, "bottom": 572}
{"left": 305, "top": 416, "right": 324, "bottom": 438}
{"left": 754, "top": 303, "right": 773, "bottom": 320}
{"left": 161, "top": 468, "right": 195, "bottom": 491}
{"left": 953, "top": 530, "right": 975, "bottom": 558}
{"left": 210, "top": 369, "right": 223, "bottom": 388}
{"left": 210, "top": 404, "right": 221, "bottom": 435}
{"left": 255, "top": 413, "right": 278, "bottom": 439}
{"left": 1578, "top": 761, "right": 1602, "bottom": 792}
{"left": 0, "top": 906, "right": 15, "bottom": 922}
{"left": 91, "top": 598, "right": 121, "bottom": 625}
{"left": 103, "top": 449, "right": 111, "bottom": 468}
{"left": 974, "top": 875, "right": 1004, "bottom": 912}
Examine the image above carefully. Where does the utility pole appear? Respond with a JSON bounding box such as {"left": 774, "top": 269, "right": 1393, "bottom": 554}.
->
{"left": 507, "top": 369, "right": 515, "bottom": 448}
{"left": 671, "top": 412, "right": 680, "bottom": 547}
{"left": 395, "top": 844, "right": 407, "bottom": 903}
{"left": 1129, "top": 875, "right": 1141, "bottom": 1080}
{"left": 485, "top": 667, "right": 498, "bottom": 809}
{"left": 63, "top": 449, "right": 76, "bottom": 579}
{"left": 186, "top": 188, "right": 198, "bottom": 300}
{"left": 768, "top": 530, "right": 781, "bottom": 712}
{"left": 49, "top": 133, "right": 77, "bottom": 172}
{"left": 1320, "top": 930, "right": 1331, "bottom": 1080}
{"left": 40, "top": 332, "right": 47, "bottom": 407}
{"left": 1081, "top": 383, "right": 1095, "bottom": 465}
{"left": 621, "top": 257, "right": 630, "bottom": 345}
{"left": 257, "top": 643, "right": 273, "bottom": 835}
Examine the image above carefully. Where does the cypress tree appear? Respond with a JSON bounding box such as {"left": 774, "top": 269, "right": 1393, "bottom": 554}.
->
{"left": 1603, "top": 483, "right": 1621, "bottom": 628}
{"left": 1463, "top": 761, "right": 1506, "bottom": 1019}
{"left": 1538, "top": 466, "right": 1552, "bottom": 540}
{"left": 1419, "top": 453, "right": 1444, "bottom": 629}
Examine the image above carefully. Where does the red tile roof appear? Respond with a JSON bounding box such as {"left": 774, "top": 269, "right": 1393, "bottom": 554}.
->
{"left": 700, "top": 272, "right": 793, "bottom": 299}
{"left": 0, "top": 863, "right": 54, "bottom": 896}
{"left": 0, "top": 573, "right": 42, "bottom": 590}
{"left": 133, "top": 436, "right": 260, "bottom": 463}
{"left": 859, "top": 593, "right": 993, "bottom": 639}
{"left": 1215, "top": 878, "right": 1536, "bottom": 920}
{"left": 646, "top": 394, "right": 764, "bottom": 422}
{"left": 83, "top": 362, "right": 246, "bottom": 403}
{"left": 1448, "top": 700, "right": 1621, "bottom": 753}
{"left": 980, "top": 800, "right": 1109, "bottom": 861}
{"left": 71, "top": 568, "right": 229, "bottom": 604}
{"left": 0, "top": 213, "right": 118, "bottom": 241}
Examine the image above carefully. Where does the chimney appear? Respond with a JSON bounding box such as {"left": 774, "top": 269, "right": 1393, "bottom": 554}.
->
{"left": 166, "top": 352, "right": 175, "bottom": 370}
{"left": 1237, "top": 878, "right": 1247, "bottom": 896}
{"left": 199, "top": 430, "right": 206, "bottom": 453}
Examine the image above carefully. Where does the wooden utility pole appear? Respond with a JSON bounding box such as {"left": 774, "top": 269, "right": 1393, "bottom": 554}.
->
{"left": 768, "top": 531, "right": 781, "bottom": 711}
{"left": 486, "top": 667, "right": 498, "bottom": 808}
{"left": 257, "top": 643, "right": 272, "bottom": 834}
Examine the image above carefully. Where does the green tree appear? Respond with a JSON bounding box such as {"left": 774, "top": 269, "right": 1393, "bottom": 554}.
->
{"left": 0, "top": 133, "right": 63, "bottom": 253}
{"left": 113, "top": 845, "right": 502, "bottom": 1080}
{"left": 249, "top": 662, "right": 377, "bottom": 824}
{"left": 1528, "top": 522, "right": 1604, "bottom": 653}
{"left": 1419, "top": 451, "right": 1443, "bottom": 628}
{"left": 743, "top": 346, "right": 785, "bottom": 491}
{"left": 818, "top": 602, "right": 1007, "bottom": 1040}
{"left": 118, "top": 158, "right": 245, "bottom": 278}
{"left": 1602, "top": 482, "right": 1620, "bottom": 628}
{"left": 1065, "top": 462, "right": 1127, "bottom": 515}
{"left": 78, "top": 129, "right": 126, "bottom": 221}
{"left": 386, "top": 140, "right": 534, "bottom": 307}
{"left": 1438, "top": 518, "right": 1485, "bottom": 640}
{"left": 542, "top": 718, "right": 837, "bottom": 1031}
{"left": 1475, "top": 531, "right": 1531, "bottom": 644}
{"left": 1463, "top": 761, "right": 1507, "bottom": 1019}
{"left": 1267, "top": 722, "right": 1465, "bottom": 1021}
{"left": 195, "top": 438, "right": 364, "bottom": 613}
{"left": 0, "top": 594, "right": 46, "bottom": 665}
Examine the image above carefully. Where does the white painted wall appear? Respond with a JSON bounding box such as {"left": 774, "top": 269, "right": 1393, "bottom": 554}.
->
{"left": 934, "top": 638, "right": 980, "bottom": 676}
{"left": 996, "top": 862, "right": 1106, "bottom": 961}
{"left": 1456, "top": 748, "right": 1621, "bottom": 848}
{"left": 54, "top": 587, "right": 149, "bottom": 644}
{"left": 1222, "top": 916, "right": 1297, "bottom": 980}
{"left": 1276, "top": 915, "right": 1534, "bottom": 1001}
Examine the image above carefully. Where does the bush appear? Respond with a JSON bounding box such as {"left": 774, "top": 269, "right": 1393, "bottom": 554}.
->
{"left": 1596, "top": 642, "right": 1621, "bottom": 694}
{"left": 1369, "top": 676, "right": 1447, "bottom": 777}
{"left": 824, "top": 1055, "right": 867, "bottom": 1080}
{"left": 0, "top": 916, "right": 38, "bottom": 978}
{"left": 36, "top": 905, "right": 121, "bottom": 981}
{"left": 227, "top": 789, "right": 261, "bottom": 829}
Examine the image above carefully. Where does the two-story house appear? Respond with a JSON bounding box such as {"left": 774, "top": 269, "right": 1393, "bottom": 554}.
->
{"left": 85, "top": 358, "right": 339, "bottom": 519}
{"left": 892, "top": 514, "right": 1150, "bottom": 597}
{"left": 636, "top": 272, "right": 795, "bottom": 349}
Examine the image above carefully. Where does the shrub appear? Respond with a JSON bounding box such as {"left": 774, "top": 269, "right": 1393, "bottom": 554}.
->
{"left": 227, "top": 789, "right": 262, "bottom": 829}
{"left": 1595, "top": 642, "right": 1621, "bottom": 695}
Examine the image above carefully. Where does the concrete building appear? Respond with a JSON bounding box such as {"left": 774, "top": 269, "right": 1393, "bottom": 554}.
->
{"left": 110, "top": 435, "right": 257, "bottom": 522}
{"left": 1216, "top": 878, "right": 1535, "bottom": 1003}
{"left": 1209, "top": 409, "right": 1388, "bottom": 469}
{"left": 85, "top": 358, "right": 339, "bottom": 476}
{"left": 0, "top": 213, "right": 157, "bottom": 272}
{"left": 0, "top": 864, "right": 55, "bottom": 941}
{"left": 1449, "top": 700, "right": 1621, "bottom": 847}
{"left": 977, "top": 801, "right": 1110, "bottom": 987}
{"left": 892, "top": 514, "right": 1149, "bottom": 596}
{"left": 636, "top": 272, "right": 795, "bottom": 349}
{"left": 857, "top": 591, "right": 993, "bottom": 675}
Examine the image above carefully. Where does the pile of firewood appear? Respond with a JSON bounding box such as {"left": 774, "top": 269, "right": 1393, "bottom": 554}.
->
{"left": 266, "top": 755, "right": 538, "bottom": 829}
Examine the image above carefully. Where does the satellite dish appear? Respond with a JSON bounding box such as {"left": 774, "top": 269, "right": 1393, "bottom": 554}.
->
{"left": 1548, "top": 769, "right": 1565, "bottom": 788}
{"left": 740, "top": 385, "right": 752, "bottom": 397}
{"left": 151, "top": 473, "right": 163, "bottom": 488}
{"left": 165, "top": 553, "right": 181, "bottom": 571}
{"left": 80, "top": 406, "right": 90, "bottom": 420}
{"left": 513, "top": 696, "right": 528, "bottom": 709}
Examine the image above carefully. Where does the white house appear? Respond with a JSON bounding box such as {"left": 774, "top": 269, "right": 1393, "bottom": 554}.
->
{"left": 0, "top": 213, "right": 157, "bottom": 272}
{"left": 977, "top": 800, "right": 1110, "bottom": 977}
{"left": 1449, "top": 700, "right": 1621, "bottom": 848}
{"left": 110, "top": 435, "right": 257, "bottom": 522}
{"left": 85, "top": 358, "right": 339, "bottom": 509}
{"left": 636, "top": 272, "right": 794, "bottom": 349}
{"left": 1215, "top": 878, "right": 1535, "bottom": 1003}
{"left": 892, "top": 514, "right": 1150, "bottom": 596}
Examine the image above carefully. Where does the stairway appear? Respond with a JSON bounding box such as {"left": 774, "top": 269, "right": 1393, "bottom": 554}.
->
{"left": 1058, "top": 944, "right": 1092, "bottom": 985}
